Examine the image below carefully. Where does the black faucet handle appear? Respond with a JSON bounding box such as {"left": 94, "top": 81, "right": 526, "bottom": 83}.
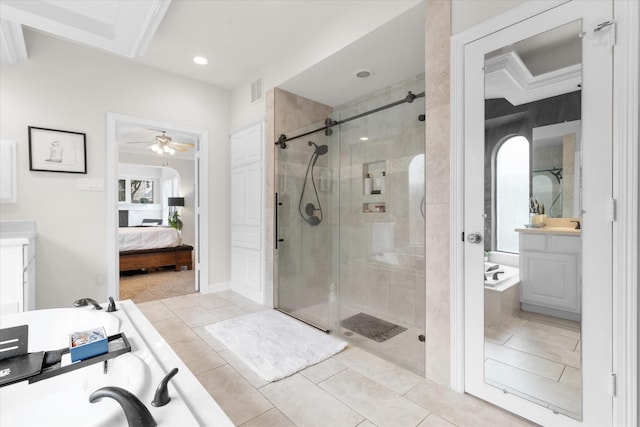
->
{"left": 107, "top": 297, "right": 117, "bottom": 312}
{"left": 570, "top": 220, "right": 581, "bottom": 230}
{"left": 152, "top": 367, "right": 179, "bottom": 407}
{"left": 73, "top": 298, "right": 103, "bottom": 310}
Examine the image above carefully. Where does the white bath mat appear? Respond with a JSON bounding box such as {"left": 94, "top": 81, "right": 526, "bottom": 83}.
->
{"left": 205, "top": 310, "right": 347, "bottom": 382}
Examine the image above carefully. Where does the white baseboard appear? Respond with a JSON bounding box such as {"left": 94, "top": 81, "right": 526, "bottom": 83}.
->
{"left": 202, "top": 281, "right": 231, "bottom": 294}
{"left": 228, "top": 280, "right": 264, "bottom": 305}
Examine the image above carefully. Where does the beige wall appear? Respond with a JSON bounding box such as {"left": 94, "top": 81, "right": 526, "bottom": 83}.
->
{"left": 264, "top": 89, "right": 333, "bottom": 309}
{"left": 424, "top": 0, "right": 452, "bottom": 385}
{"left": 0, "top": 30, "right": 230, "bottom": 309}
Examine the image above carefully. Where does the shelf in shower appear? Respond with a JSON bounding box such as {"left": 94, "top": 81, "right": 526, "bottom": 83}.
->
{"left": 363, "top": 202, "right": 386, "bottom": 213}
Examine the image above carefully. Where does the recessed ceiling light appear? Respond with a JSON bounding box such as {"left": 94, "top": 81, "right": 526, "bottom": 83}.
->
{"left": 354, "top": 69, "right": 372, "bottom": 78}
{"left": 360, "top": 136, "right": 369, "bottom": 141}
{"left": 193, "top": 56, "right": 208, "bottom": 65}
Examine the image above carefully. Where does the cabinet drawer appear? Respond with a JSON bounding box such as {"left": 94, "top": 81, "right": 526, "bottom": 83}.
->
{"left": 550, "top": 235, "right": 581, "bottom": 253}
{"left": 520, "top": 234, "right": 547, "bottom": 251}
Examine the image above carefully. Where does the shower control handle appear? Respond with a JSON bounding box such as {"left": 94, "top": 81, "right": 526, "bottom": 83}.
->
{"left": 467, "top": 233, "right": 482, "bottom": 244}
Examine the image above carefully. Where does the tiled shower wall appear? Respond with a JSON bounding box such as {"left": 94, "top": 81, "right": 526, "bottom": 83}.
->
{"left": 264, "top": 0, "right": 453, "bottom": 386}
{"left": 265, "top": 89, "right": 333, "bottom": 312}
{"left": 423, "top": 0, "right": 452, "bottom": 385}
{"left": 334, "top": 75, "right": 426, "bottom": 328}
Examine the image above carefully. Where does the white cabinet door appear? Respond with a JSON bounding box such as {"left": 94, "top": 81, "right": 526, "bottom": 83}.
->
{"left": 520, "top": 251, "right": 579, "bottom": 312}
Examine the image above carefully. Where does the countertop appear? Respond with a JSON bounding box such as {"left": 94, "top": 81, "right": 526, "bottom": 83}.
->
{"left": 515, "top": 226, "right": 581, "bottom": 236}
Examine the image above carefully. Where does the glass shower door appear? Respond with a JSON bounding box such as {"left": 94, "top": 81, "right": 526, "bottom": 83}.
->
{"left": 334, "top": 79, "right": 426, "bottom": 375}
{"left": 275, "top": 120, "right": 336, "bottom": 331}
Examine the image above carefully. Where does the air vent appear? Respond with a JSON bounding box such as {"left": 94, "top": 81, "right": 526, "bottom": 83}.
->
{"left": 251, "top": 77, "right": 263, "bottom": 104}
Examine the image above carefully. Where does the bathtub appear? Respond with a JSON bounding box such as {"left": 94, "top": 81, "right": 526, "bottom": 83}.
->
{"left": 484, "top": 262, "right": 521, "bottom": 325}
{"left": 0, "top": 302, "right": 233, "bottom": 427}
{"left": 484, "top": 262, "right": 519, "bottom": 288}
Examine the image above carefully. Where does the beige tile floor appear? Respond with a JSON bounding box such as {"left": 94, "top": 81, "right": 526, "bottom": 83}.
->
{"left": 484, "top": 310, "right": 581, "bottom": 420}
{"left": 137, "top": 290, "right": 536, "bottom": 427}
{"left": 291, "top": 302, "right": 425, "bottom": 376}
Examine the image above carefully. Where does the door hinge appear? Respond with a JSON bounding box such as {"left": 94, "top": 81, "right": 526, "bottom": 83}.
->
{"left": 594, "top": 20, "right": 617, "bottom": 48}
{"left": 609, "top": 372, "right": 617, "bottom": 397}
{"left": 608, "top": 198, "right": 617, "bottom": 222}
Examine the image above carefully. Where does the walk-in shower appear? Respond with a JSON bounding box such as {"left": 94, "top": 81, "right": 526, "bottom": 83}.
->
{"left": 274, "top": 77, "right": 426, "bottom": 375}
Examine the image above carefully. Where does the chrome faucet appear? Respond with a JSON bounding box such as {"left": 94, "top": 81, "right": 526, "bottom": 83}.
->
{"left": 89, "top": 386, "right": 156, "bottom": 427}
{"left": 73, "top": 298, "right": 103, "bottom": 310}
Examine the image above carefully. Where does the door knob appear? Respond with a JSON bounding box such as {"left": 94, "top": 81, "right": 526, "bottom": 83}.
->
{"left": 467, "top": 233, "right": 482, "bottom": 244}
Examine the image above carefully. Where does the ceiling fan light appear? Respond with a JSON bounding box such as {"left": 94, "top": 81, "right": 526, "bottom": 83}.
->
{"left": 167, "top": 147, "right": 176, "bottom": 155}
{"left": 163, "top": 145, "right": 170, "bottom": 153}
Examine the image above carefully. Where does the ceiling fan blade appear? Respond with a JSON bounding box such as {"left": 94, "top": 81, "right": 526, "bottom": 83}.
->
{"left": 126, "top": 140, "right": 154, "bottom": 144}
{"left": 172, "top": 145, "right": 187, "bottom": 152}
{"left": 171, "top": 141, "right": 195, "bottom": 147}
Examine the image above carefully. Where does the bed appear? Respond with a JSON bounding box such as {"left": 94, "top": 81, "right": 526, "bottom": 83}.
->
{"left": 118, "top": 226, "right": 193, "bottom": 272}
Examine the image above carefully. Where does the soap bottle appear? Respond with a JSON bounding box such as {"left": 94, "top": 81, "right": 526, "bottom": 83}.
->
{"left": 380, "top": 171, "right": 386, "bottom": 194}
{"left": 373, "top": 174, "right": 381, "bottom": 193}
{"left": 364, "top": 173, "right": 372, "bottom": 195}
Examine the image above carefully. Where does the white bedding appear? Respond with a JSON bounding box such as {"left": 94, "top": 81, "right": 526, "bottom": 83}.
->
{"left": 118, "top": 227, "right": 182, "bottom": 251}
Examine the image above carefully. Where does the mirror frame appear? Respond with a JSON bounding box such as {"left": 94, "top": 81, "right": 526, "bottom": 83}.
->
{"left": 450, "top": 1, "right": 639, "bottom": 426}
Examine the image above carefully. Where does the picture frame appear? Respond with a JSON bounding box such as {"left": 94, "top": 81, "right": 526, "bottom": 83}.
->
{"left": 28, "top": 126, "right": 87, "bottom": 174}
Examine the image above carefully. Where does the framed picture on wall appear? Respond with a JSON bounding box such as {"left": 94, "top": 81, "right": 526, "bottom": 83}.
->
{"left": 28, "top": 126, "right": 87, "bottom": 174}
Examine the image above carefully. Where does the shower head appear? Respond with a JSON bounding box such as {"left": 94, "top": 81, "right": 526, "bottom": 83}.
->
{"left": 308, "top": 141, "right": 328, "bottom": 156}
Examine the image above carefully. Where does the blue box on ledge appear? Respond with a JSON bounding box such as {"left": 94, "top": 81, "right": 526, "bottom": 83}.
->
{"left": 69, "top": 327, "right": 108, "bottom": 362}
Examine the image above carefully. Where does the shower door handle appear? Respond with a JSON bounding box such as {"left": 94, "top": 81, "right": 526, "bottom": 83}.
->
{"left": 275, "top": 193, "right": 284, "bottom": 249}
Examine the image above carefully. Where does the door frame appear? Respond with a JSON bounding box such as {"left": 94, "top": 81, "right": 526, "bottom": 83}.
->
{"left": 105, "top": 112, "right": 209, "bottom": 298}
{"left": 450, "top": 0, "right": 638, "bottom": 425}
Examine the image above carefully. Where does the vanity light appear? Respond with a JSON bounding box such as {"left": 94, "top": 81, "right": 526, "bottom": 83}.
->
{"left": 193, "top": 56, "right": 208, "bottom": 65}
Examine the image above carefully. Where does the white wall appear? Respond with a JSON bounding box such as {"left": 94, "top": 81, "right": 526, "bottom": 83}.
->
{"left": 0, "top": 29, "right": 230, "bottom": 309}
{"left": 229, "top": 1, "right": 423, "bottom": 131}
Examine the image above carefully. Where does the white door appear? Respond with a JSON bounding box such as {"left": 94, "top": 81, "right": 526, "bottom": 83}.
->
{"left": 229, "top": 124, "right": 264, "bottom": 304}
{"left": 463, "top": 1, "right": 613, "bottom": 425}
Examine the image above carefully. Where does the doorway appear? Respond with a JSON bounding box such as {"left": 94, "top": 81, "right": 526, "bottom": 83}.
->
{"left": 105, "top": 113, "right": 209, "bottom": 302}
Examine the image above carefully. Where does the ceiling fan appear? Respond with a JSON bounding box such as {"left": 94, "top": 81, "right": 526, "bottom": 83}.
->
{"left": 126, "top": 130, "right": 195, "bottom": 155}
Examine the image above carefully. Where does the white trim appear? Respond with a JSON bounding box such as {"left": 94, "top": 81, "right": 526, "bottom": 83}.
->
{"left": 612, "top": 1, "right": 639, "bottom": 426}
{"left": 451, "top": 1, "right": 638, "bottom": 424}
{"left": 449, "top": 32, "right": 465, "bottom": 393}
{"left": 0, "top": 19, "right": 27, "bottom": 64}
{"left": 105, "top": 112, "right": 209, "bottom": 299}
{"left": 206, "top": 281, "right": 231, "bottom": 294}
{"left": 485, "top": 51, "right": 581, "bottom": 105}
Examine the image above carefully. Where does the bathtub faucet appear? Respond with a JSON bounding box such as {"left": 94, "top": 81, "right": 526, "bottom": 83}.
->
{"left": 73, "top": 298, "right": 103, "bottom": 310}
{"left": 89, "top": 386, "right": 156, "bottom": 427}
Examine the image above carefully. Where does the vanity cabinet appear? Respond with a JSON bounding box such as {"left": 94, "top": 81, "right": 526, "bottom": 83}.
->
{"left": 518, "top": 231, "right": 581, "bottom": 320}
{"left": 0, "top": 221, "right": 37, "bottom": 315}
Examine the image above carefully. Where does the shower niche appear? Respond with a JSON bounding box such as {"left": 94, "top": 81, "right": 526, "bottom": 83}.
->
{"left": 362, "top": 160, "right": 387, "bottom": 213}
